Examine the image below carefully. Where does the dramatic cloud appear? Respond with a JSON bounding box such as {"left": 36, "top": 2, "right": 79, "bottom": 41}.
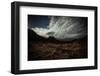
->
{"left": 31, "top": 16, "right": 87, "bottom": 41}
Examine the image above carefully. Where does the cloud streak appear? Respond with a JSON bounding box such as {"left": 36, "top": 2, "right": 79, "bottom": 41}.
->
{"left": 31, "top": 16, "right": 87, "bottom": 41}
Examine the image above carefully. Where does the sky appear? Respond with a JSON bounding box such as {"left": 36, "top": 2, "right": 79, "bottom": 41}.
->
{"left": 28, "top": 15, "right": 87, "bottom": 41}
{"left": 28, "top": 15, "right": 50, "bottom": 28}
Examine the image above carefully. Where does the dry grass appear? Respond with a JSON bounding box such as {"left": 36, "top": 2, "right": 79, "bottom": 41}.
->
{"left": 28, "top": 37, "right": 87, "bottom": 60}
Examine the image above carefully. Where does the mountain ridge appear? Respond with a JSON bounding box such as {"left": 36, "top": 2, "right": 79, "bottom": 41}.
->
{"left": 28, "top": 28, "right": 87, "bottom": 43}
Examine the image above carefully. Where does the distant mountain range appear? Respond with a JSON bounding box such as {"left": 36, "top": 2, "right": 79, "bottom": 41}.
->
{"left": 28, "top": 29, "right": 87, "bottom": 43}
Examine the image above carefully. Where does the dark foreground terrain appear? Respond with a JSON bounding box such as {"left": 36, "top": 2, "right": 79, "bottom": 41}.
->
{"left": 28, "top": 29, "right": 88, "bottom": 60}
